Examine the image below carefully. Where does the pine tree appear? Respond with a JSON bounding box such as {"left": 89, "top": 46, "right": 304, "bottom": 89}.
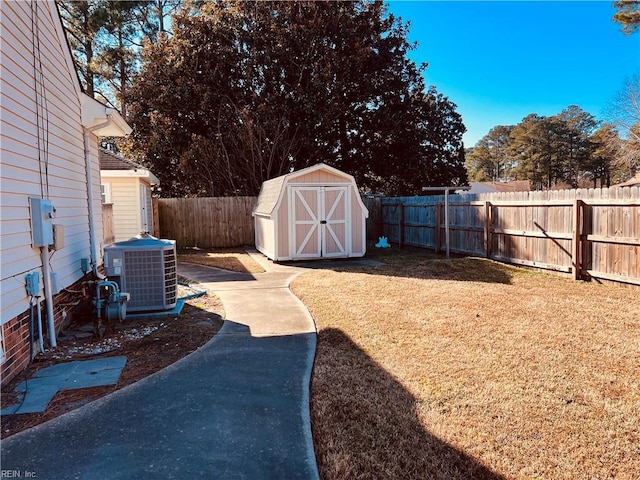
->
{"left": 466, "top": 126, "right": 515, "bottom": 182}
{"left": 613, "top": 0, "right": 640, "bottom": 34}
{"left": 57, "top": 1, "right": 109, "bottom": 98}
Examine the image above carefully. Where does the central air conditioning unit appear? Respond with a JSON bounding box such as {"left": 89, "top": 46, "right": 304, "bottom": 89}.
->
{"left": 104, "top": 234, "right": 177, "bottom": 312}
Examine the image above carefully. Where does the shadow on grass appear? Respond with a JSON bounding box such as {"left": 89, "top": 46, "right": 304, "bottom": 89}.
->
{"left": 357, "top": 248, "right": 516, "bottom": 285}
{"left": 312, "top": 327, "right": 504, "bottom": 480}
{"left": 178, "top": 253, "right": 257, "bottom": 275}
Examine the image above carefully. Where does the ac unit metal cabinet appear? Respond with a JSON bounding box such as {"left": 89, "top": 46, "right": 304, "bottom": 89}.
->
{"left": 104, "top": 234, "right": 177, "bottom": 312}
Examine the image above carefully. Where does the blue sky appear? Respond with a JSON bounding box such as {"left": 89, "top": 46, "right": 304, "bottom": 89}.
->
{"left": 385, "top": 1, "right": 640, "bottom": 147}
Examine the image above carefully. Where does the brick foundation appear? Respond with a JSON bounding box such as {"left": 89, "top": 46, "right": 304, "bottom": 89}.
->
{"left": 1, "top": 273, "right": 95, "bottom": 387}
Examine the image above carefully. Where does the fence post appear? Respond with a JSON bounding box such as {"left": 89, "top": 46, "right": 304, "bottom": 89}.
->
{"left": 152, "top": 198, "right": 160, "bottom": 238}
{"left": 484, "top": 201, "right": 492, "bottom": 258}
{"left": 435, "top": 202, "right": 442, "bottom": 253}
{"left": 399, "top": 204, "right": 405, "bottom": 248}
{"left": 572, "top": 199, "right": 582, "bottom": 281}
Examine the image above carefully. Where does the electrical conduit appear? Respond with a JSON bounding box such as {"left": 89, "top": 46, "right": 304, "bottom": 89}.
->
{"left": 36, "top": 296, "right": 44, "bottom": 353}
{"left": 41, "top": 247, "right": 56, "bottom": 347}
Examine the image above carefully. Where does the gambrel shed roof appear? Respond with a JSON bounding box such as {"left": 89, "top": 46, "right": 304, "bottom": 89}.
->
{"left": 253, "top": 163, "right": 366, "bottom": 217}
{"left": 253, "top": 176, "right": 288, "bottom": 217}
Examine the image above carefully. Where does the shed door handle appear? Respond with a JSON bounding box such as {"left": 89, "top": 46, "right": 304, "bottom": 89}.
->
{"left": 320, "top": 220, "right": 327, "bottom": 224}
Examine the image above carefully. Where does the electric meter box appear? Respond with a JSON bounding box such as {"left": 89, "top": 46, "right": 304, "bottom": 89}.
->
{"left": 30, "top": 197, "right": 55, "bottom": 247}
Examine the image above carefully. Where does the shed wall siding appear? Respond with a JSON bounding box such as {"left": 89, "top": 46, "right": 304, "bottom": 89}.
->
{"left": 350, "top": 189, "right": 365, "bottom": 255}
{"left": 291, "top": 170, "right": 345, "bottom": 184}
{"left": 254, "top": 215, "right": 275, "bottom": 259}
{"left": 0, "top": 1, "right": 98, "bottom": 323}
{"left": 277, "top": 194, "right": 291, "bottom": 259}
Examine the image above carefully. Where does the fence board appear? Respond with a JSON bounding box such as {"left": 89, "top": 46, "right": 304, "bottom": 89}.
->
{"left": 102, "top": 203, "right": 115, "bottom": 245}
{"left": 363, "top": 196, "right": 383, "bottom": 242}
{"left": 379, "top": 186, "right": 639, "bottom": 286}
{"left": 156, "top": 196, "right": 256, "bottom": 248}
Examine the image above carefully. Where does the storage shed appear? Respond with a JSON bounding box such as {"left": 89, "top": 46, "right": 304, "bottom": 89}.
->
{"left": 253, "top": 163, "right": 369, "bottom": 261}
{"left": 99, "top": 148, "right": 160, "bottom": 242}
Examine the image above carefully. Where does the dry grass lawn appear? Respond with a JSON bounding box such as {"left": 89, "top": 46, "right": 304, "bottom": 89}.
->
{"left": 291, "top": 250, "right": 640, "bottom": 480}
{"left": 177, "top": 248, "right": 265, "bottom": 273}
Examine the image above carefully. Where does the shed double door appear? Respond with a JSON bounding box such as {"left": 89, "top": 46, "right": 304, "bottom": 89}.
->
{"left": 290, "top": 186, "right": 350, "bottom": 259}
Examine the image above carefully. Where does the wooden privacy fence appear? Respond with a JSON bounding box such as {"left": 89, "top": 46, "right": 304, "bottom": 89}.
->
{"left": 363, "top": 195, "right": 384, "bottom": 241}
{"left": 102, "top": 203, "right": 115, "bottom": 244}
{"left": 378, "top": 187, "right": 640, "bottom": 286}
{"left": 155, "top": 196, "right": 257, "bottom": 248}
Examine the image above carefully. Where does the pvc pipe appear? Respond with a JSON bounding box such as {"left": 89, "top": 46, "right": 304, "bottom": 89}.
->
{"left": 36, "top": 296, "right": 44, "bottom": 353}
{"left": 41, "top": 246, "right": 56, "bottom": 347}
{"left": 83, "top": 114, "right": 113, "bottom": 279}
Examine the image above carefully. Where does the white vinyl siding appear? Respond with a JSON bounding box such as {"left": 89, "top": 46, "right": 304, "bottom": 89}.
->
{"left": 0, "top": 1, "right": 100, "bottom": 323}
{"left": 106, "top": 177, "right": 142, "bottom": 242}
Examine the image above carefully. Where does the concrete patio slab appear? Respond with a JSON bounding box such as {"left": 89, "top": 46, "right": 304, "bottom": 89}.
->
{"left": 1, "top": 357, "right": 127, "bottom": 415}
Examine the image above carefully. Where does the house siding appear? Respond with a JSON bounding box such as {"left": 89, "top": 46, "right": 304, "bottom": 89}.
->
{"left": 104, "top": 177, "right": 142, "bottom": 242}
{"left": 0, "top": 1, "right": 106, "bottom": 384}
{"left": 1, "top": 0, "right": 93, "bottom": 321}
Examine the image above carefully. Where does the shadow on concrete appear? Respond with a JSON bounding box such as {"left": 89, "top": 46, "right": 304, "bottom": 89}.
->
{"left": 1, "top": 319, "right": 318, "bottom": 479}
{"left": 311, "top": 328, "right": 504, "bottom": 480}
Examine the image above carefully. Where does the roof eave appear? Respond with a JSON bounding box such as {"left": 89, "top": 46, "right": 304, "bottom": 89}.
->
{"left": 80, "top": 93, "right": 132, "bottom": 136}
{"left": 100, "top": 169, "right": 160, "bottom": 185}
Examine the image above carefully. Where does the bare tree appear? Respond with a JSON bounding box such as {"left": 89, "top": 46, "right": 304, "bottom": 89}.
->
{"left": 605, "top": 74, "right": 640, "bottom": 175}
{"left": 606, "top": 73, "right": 640, "bottom": 140}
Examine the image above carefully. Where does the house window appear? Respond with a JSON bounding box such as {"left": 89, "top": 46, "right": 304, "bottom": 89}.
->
{"left": 101, "top": 184, "right": 112, "bottom": 204}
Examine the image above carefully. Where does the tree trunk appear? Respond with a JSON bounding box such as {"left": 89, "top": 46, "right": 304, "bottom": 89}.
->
{"left": 119, "top": 28, "right": 127, "bottom": 118}
{"left": 85, "top": 40, "right": 94, "bottom": 96}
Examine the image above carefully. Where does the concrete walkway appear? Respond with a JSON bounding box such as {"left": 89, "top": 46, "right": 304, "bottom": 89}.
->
{"left": 1, "top": 253, "right": 319, "bottom": 480}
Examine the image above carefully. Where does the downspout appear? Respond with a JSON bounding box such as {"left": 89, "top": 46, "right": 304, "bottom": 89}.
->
{"left": 83, "top": 110, "right": 114, "bottom": 279}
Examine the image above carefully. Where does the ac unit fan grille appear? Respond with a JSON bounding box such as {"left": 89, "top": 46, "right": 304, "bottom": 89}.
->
{"left": 163, "top": 249, "right": 177, "bottom": 305}
{"left": 123, "top": 249, "right": 177, "bottom": 310}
